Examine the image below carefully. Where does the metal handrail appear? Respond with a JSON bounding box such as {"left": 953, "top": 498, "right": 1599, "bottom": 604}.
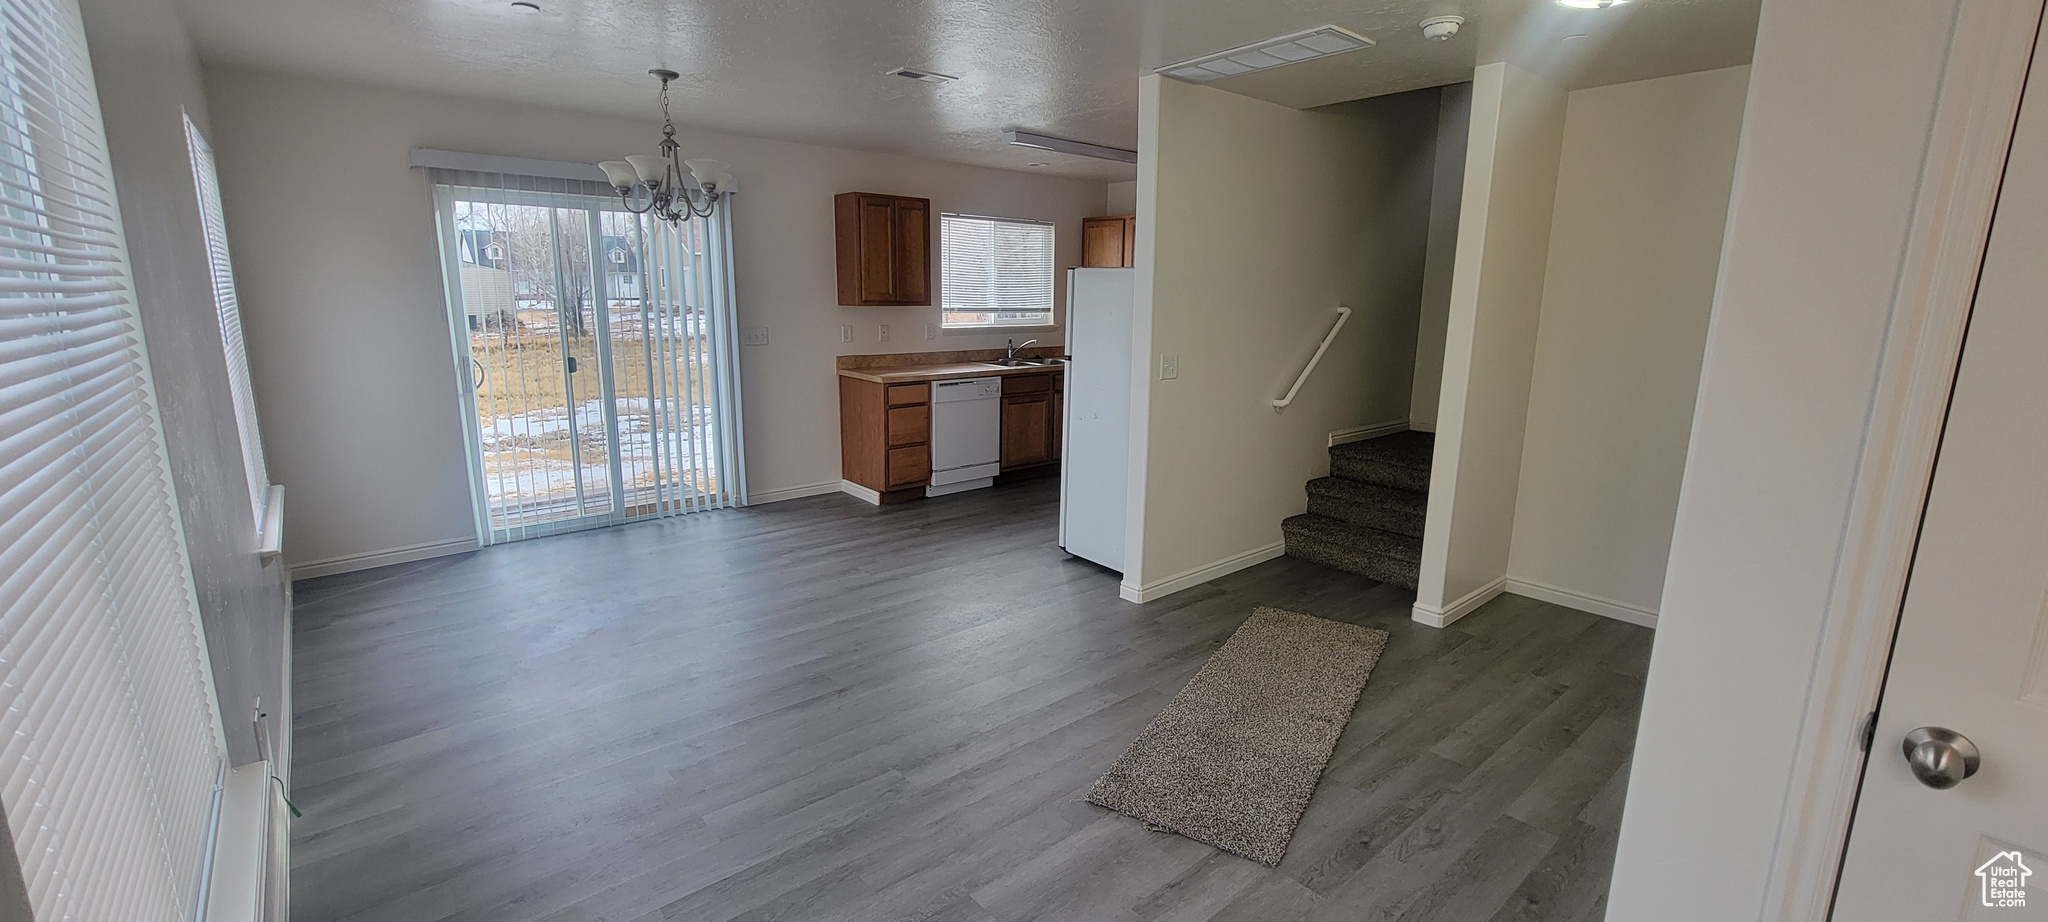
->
{"left": 1272, "top": 306, "right": 1352, "bottom": 409}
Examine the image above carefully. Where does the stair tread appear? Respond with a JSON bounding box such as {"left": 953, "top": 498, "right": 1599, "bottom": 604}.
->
{"left": 1306, "top": 476, "right": 1427, "bottom": 508}
{"left": 1328, "top": 430, "right": 1434, "bottom": 472}
{"left": 1281, "top": 513, "right": 1422, "bottom": 563}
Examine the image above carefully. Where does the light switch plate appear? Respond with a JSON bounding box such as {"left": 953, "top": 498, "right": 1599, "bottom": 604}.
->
{"left": 740, "top": 326, "right": 770, "bottom": 346}
{"left": 1159, "top": 354, "right": 1179, "bottom": 380}
{"left": 879, "top": 324, "right": 891, "bottom": 342}
{"left": 839, "top": 324, "right": 853, "bottom": 344}
{"left": 925, "top": 323, "right": 936, "bottom": 341}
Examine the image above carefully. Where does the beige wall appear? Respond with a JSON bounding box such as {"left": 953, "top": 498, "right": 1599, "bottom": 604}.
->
{"left": 1410, "top": 82, "right": 1470, "bottom": 432}
{"left": 1414, "top": 62, "right": 1567, "bottom": 624}
{"left": 80, "top": 0, "right": 289, "bottom": 765}
{"left": 1106, "top": 180, "right": 1137, "bottom": 215}
{"left": 200, "top": 66, "right": 1105, "bottom": 574}
{"left": 1609, "top": 0, "right": 1970, "bottom": 914}
{"left": 1124, "top": 75, "right": 1436, "bottom": 599}
{"left": 1506, "top": 66, "right": 1750, "bottom": 621}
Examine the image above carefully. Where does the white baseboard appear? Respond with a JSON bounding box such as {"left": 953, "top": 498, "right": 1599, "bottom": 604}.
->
{"left": 1408, "top": 420, "right": 1435, "bottom": 433}
{"left": 1506, "top": 577, "right": 1659, "bottom": 629}
{"left": 1412, "top": 575, "right": 1507, "bottom": 628}
{"left": 1119, "top": 541, "right": 1286, "bottom": 603}
{"left": 746, "top": 480, "right": 841, "bottom": 505}
{"left": 1328, "top": 419, "right": 1411, "bottom": 448}
{"left": 839, "top": 480, "right": 883, "bottom": 506}
{"left": 289, "top": 536, "right": 479, "bottom": 581}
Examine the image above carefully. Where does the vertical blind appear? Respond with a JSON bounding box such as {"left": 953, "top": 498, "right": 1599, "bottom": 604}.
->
{"left": 183, "top": 114, "right": 268, "bottom": 525}
{"left": 0, "top": 1, "right": 228, "bottom": 922}
{"left": 429, "top": 171, "right": 746, "bottom": 546}
{"left": 939, "top": 213, "right": 1054, "bottom": 327}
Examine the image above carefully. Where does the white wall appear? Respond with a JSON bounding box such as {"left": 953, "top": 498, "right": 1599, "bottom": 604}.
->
{"left": 200, "top": 66, "right": 1105, "bottom": 574}
{"left": 1410, "top": 82, "right": 1470, "bottom": 432}
{"left": 1413, "top": 62, "right": 1566, "bottom": 625}
{"left": 79, "top": 0, "right": 289, "bottom": 765}
{"left": 1124, "top": 75, "right": 1436, "bottom": 599}
{"left": 1106, "top": 180, "right": 1137, "bottom": 215}
{"left": 1505, "top": 66, "right": 1749, "bottom": 622}
{"left": 1606, "top": 0, "right": 1969, "bottom": 916}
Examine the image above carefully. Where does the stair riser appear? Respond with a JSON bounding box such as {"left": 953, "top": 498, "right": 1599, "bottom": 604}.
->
{"left": 1329, "top": 457, "right": 1429, "bottom": 492}
{"left": 1305, "top": 494, "right": 1425, "bottom": 538}
{"left": 1283, "top": 535, "right": 1420, "bottom": 589}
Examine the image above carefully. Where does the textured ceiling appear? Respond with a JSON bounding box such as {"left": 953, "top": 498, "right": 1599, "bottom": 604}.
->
{"left": 171, "top": 0, "right": 1762, "bottom": 182}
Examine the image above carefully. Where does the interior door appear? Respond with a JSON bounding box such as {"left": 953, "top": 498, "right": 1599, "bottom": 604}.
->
{"left": 1832, "top": 17, "right": 2048, "bottom": 919}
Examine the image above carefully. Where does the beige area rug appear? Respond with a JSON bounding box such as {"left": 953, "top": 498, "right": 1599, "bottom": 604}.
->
{"left": 1087, "top": 607, "right": 1390, "bottom": 866}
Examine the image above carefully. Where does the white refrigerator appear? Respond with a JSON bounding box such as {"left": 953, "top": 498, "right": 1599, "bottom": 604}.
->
{"left": 1058, "top": 267, "right": 1135, "bottom": 572}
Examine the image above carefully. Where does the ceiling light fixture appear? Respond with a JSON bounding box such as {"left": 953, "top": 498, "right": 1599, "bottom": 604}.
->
{"left": 597, "top": 69, "right": 736, "bottom": 225}
{"left": 887, "top": 66, "right": 957, "bottom": 85}
{"left": 1557, "top": 0, "right": 1630, "bottom": 8}
{"left": 508, "top": 1, "right": 540, "bottom": 10}
{"left": 1001, "top": 130, "right": 1138, "bottom": 164}
{"left": 1156, "top": 25, "right": 1374, "bottom": 83}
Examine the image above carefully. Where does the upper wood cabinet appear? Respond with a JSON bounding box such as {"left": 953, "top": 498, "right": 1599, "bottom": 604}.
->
{"left": 1082, "top": 214, "right": 1136, "bottom": 268}
{"left": 835, "top": 192, "right": 932, "bottom": 305}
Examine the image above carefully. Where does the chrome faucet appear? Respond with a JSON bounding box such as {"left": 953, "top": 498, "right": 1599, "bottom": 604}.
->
{"left": 1006, "top": 338, "right": 1038, "bottom": 362}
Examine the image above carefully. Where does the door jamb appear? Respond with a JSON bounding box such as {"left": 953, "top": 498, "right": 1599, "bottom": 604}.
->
{"left": 1760, "top": 3, "right": 2046, "bottom": 918}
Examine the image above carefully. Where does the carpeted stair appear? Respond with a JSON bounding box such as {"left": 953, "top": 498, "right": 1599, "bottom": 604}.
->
{"left": 1283, "top": 431, "right": 1432, "bottom": 589}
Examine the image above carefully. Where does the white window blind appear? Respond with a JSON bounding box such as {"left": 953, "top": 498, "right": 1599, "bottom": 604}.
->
{"left": 183, "top": 114, "right": 268, "bottom": 524}
{"left": 0, "top": 2, "right": 228, "bottom": 922}
{"left": 939, "top": 213, "right": 1054, "bottom": 328}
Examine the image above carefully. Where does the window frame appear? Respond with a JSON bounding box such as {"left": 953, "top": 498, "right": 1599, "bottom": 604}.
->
{"left": 184, "top": 111, "right": 271, "bottom": 527}
{"left": 938, "top": 212, "right": 1058, "bottom": 330}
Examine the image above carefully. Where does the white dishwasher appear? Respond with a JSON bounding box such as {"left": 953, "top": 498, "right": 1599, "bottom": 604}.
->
{"left": 927, "top": 376, "right": 1002, "bottom": 496}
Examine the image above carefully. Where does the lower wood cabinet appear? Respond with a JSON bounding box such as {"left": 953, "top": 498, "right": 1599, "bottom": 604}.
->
{"left": 843, "top": 370, "right": 1062, "bottom": 501}
{"left": 1000, "top": 372, "right": 1063, "bottom": 474}
{"left": 840, "top": 376, "right": 931, "bottom": 501}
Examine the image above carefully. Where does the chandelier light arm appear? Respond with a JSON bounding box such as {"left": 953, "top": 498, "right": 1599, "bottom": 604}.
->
{"left": 597, "top": 67, "right": 732, "bottom": 226}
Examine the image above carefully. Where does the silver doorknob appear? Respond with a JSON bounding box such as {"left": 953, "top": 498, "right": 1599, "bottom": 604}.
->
{"left": 1902, "top": 727, "right": 1980, "bottom": 789}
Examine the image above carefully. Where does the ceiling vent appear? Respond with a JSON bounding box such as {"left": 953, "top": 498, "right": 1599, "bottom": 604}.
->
{"left": 887, "top": 67, "right": 957, "bottom": 85}
{"left": 1156, "top": 26, "right": 1375, "bottom": 83}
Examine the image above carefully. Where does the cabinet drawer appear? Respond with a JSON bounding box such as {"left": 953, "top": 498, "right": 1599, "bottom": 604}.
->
{"left": 886, "top": 383, "right": 928, "bottom": 406}
{"left": 1003, "top": 373, "right": 1053, "bottom": 395}
{"left": 887, "top": 445, "right": 930, "bottom": 488}
{"left": 887, "top": 405, "right": 928, "bottom": 447}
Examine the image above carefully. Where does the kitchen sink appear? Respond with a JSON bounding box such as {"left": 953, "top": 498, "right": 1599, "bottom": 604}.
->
{"left": 980, "top": 358, "right": 1063, "bottom": 368}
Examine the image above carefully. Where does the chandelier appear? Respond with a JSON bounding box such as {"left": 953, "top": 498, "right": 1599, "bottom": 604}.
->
{"left": 597, "top": 69, "right": 736, "bottom": 225}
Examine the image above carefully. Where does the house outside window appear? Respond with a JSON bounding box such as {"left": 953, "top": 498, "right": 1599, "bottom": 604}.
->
{"left": 940, "top": 213, "right": 1055, "bottom": 328}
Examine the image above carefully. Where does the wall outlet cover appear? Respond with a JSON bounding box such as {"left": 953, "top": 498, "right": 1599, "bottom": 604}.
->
{"left": 879, "top": 324, "right": 891, "bottom": 342}
{"left": 839, "top": 324, "right": 853, "bottom": 343}
{"left": 925, "top": 323, "right": 936, "bottom": 341}
{"left": 1159, "top": 354, "right": 1179, "bottom": 380}
{"left": 740, "top": 326, "right": 770, "bottom": 346}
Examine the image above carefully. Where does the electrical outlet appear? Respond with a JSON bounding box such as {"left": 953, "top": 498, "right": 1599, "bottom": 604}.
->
{"left": 1159, "top": 353, "right": 1179, "bottom": 380}
{"left": 925, "top": 323, "right": 936, "bottom": 341}
{"left": 739, "top": 326, "right": 770, "bottom": 346}
{"left": 839, "top": 324, "right": 853, "bottom": 344}
{"left": 879, "top": 324, "right": 891, "bottom": 342}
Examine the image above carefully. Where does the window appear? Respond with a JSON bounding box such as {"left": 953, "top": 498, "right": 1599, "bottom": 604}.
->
{"left": 0, "top": 0, "right": 229, "bottom": 919}
{"left": 185, "top": 114, "right": 270, "bottom": 523}
{"left": 940, "top": 213, "right": 1055, "bottom": 328}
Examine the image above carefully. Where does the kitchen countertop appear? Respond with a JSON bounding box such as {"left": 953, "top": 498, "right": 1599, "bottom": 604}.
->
{"left": 836, "top": 360, "right": 1066, "bottom": 384}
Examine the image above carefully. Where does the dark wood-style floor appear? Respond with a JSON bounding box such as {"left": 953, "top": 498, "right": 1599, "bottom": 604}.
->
{"left": 290, "top": 477, "right": 1651, "bottom": 922}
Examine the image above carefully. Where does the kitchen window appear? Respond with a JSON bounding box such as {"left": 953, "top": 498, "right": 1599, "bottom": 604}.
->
{"left": 940, "top": 213, "right": 1055, "bottom": 328}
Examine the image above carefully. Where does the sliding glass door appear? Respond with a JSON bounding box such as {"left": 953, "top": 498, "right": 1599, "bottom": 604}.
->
{"left": 433, "top": 176, "right": 743, "bottom": 543}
